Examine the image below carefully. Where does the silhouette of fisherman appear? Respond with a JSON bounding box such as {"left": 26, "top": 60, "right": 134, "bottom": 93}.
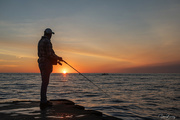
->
{"left": 38, "top": 28, "right": 63, "bottom": 109}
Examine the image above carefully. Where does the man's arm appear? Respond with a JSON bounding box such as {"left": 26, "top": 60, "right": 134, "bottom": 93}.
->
{"left": 52, "top": 49, "right": 63, "bottom": 61}
{"left": 46, "top": 41, "right": 62, "bottom": 61}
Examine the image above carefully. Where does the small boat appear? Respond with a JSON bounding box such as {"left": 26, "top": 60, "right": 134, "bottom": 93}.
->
{"left": 102, "top": 73, "right": 109, "bottom": 75}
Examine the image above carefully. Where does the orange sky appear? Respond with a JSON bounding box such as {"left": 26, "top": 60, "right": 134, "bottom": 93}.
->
{"left": 0, "top": 1, "right": 180, "bottom": 73}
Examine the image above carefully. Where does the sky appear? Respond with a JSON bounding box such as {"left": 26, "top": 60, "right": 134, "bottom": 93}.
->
{"left": 0, "top": 0, "right": 180, "bottom": 73}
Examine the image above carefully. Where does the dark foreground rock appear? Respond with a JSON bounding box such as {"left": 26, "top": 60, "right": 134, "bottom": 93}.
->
{"left": 0, "top": 99, "right": 122, "bottom": 120}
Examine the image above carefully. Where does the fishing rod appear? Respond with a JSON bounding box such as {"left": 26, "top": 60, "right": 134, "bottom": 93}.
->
{"left": 60, "top": 60, "right": 110, "bottom": 97}
{"left": 59, "top": 60, "right": 121, "bottom": 116}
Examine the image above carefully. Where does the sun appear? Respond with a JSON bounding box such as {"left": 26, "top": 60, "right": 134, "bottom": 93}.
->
{"left": 63, "top": 70, "right": 67, "bottom": 74}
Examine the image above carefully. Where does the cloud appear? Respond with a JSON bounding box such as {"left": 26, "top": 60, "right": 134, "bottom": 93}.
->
{"left": 0, "top": 65, "right": 18, "bottom": 67}
{"left": 120, "top": 61, "right": 180, "bottom": 73}
{"left": 0, "top": 48, "right": 36, "bottom": 59}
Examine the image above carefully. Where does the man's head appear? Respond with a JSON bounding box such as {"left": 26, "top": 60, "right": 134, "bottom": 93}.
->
{"left": 44, "top": 28, "right": 55, "bottom": 39}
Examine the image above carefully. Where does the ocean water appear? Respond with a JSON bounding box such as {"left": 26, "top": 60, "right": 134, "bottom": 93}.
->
{"left": 0, "top": 73, "right": 179, "bottom": 120}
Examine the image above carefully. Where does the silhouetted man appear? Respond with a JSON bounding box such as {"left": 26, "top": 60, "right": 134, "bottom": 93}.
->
{"left": 38, "top": 28, "right": 63, "bottom": 109}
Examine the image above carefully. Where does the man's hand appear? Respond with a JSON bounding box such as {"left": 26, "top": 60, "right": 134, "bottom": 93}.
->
{"left": 58, "top": 57, "right": 63, "bottom": 61}
{"left": 57, "top": 57, "right": 63, "bottom": 65}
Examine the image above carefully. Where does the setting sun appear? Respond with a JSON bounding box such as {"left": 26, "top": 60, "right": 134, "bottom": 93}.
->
{"left": 63, "top": 70, "right": 67, "bottom": 74}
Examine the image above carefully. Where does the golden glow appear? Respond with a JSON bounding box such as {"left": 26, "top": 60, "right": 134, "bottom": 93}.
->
{"left": 0, "top": 1, "right": 179, "bottom": 73}
{"left": 63, "top": 70, "right": 67, "bottom": 74}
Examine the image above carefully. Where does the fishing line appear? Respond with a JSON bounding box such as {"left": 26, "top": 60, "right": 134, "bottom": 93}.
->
{"left": 61, "top": 60, "right": 110, "bottom": 97}
{"left": 59, "top": 60, "right": 121, "bottom": 117}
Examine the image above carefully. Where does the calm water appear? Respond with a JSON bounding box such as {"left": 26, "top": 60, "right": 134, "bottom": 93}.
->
{"left": 0, "top": 73, "right": 180, "bottom": 120}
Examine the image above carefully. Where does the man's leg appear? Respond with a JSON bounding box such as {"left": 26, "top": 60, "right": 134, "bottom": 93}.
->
{"left": 40, "top": 71, "right": 50, "bottom": 103}
{"left": 39, "top": 62, "right": 52, "bottom": 103}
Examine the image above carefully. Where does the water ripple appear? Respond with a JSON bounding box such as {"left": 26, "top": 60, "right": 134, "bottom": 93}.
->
{"left": 0, "top": 73, "right": 180, "bottom": 120}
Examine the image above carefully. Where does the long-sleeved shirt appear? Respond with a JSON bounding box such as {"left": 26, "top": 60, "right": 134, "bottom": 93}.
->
{"left": 38, "top": 36, "right": 59, "bottom": 63}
